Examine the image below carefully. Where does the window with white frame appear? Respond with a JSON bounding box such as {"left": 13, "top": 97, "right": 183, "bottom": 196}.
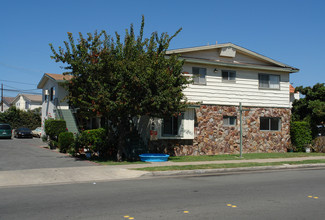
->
{"left": 260, "top": 117, "right": 281, "bottom": 131}
{"left": 259, "top": 74, "right": 280, "bottom": 89}
{"left": 222, "top": 70, "right": 236, "bottom": 82}
{"left": 25, "top": 102, "right": 30, "bottom": 109}
{"left": 192, "top": 67, "right": 207, "bottom": 85}
{"left": 162, "top": 113, "right": 184, "bottom": 137}
{"left": 223, "top": 116, "right": 237, "bottom": 126}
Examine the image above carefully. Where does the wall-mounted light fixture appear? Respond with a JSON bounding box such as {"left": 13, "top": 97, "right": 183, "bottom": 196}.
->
{"left": 214, "top": 68, "right": 218, "bottom": 73}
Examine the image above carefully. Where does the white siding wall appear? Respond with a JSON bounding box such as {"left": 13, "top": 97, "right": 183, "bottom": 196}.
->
{"left": 182, "top": 63, "right": 291, "bottom": 108}
{"left": 41, "top": 79, "right": 70, "bottom": 134}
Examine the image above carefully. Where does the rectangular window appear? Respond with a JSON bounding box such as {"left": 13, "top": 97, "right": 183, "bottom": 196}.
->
{"left": 222, "top": 70, "right": 236, "bottom": 82}
{"left": 260, "top": 117, "right": 281, "bottom": 131}
{"left": 25, "top": 102, "right": 30, "bottom": 109}
{"left": 192, "top": 67, "right": 207, "bottom": 85}
{"left": 259, "top": 74, "right": 280, "bottom": 89}
{"left": 162, "top": 113, "right": 184, "bottom": 137}
{"left": 223, "top": 116, "right": 237, "bottom": 126}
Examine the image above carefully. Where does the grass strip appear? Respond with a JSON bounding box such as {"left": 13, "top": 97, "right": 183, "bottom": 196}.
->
{"left": 169, "top": 153, "right": 325, "bottom": 162}
{"left": 135, "top": 160, "right": 325, "bottom": 171}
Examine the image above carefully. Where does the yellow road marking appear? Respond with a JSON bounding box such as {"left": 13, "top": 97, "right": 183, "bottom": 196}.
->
{"left": 129, "top": 218, "right": 134, "bottom": 220}
{"left": 308, "top": 196, "right": 313, "bottom": 198}
{"left": 232, "top": 205, "right": 237, "bottom": 208}
{"left": 124, "top": 216, "right": 129, "bottom": 218}
{"left": 227, "top": 204, "right": 232, "bottom": 206}
{"left": 314, "top": 197, "right": 319, "bottom": 199}
{"left": 184, "top": 211, "right": 189, "bottom": 213}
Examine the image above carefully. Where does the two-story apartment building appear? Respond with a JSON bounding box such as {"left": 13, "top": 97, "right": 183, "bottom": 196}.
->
{"left": 38, "top": 43, "right": 299, "bottom": 156}
{"left": 143, "top": 43, "right": 299, "bottom": 155}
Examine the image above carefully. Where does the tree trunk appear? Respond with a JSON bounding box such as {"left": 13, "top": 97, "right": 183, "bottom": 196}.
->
{"left": 116, "top": 118, "right": 129, "bottom": 162}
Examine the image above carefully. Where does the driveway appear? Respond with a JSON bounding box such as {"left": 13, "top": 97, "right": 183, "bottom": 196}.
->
{"left": 0, "top": 138, "right": 96, "bottom": 171}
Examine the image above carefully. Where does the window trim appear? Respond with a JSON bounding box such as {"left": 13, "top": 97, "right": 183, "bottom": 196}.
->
{"left": 162, "top": 113, "right": 184, "bottom": 137}
{"left": 260, "top": 117, "right": 281, "bottom": 131}
{"left": 223, "top": 116, "right": 237, "bottom": 126}
{"left": 222, "top": 70, "right": 236, "bottom": 83}
{"left": 258, "top": 73, "right": 280, "bottom": 90}
{"left": 192, "top": 67, "right": 207, "bottom": 85}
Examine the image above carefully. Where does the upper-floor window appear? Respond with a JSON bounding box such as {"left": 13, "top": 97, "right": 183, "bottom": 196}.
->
{"left": 192, "top": 67, "right": 206, "bottom": 85}
{"left": 259, "top": 74, "right": 280, "bottom": 89}
{"left": 162, "top": 113, "right": 184, "bottom": 137}
{"left": 25, "top": 102, "right": 30, "bottom": 109}
{"left": 223, "top": 116, "right": 237, "bottom": 126}
{"left": 260, "top": 117, "right": 281, "bottom": 131}
{"left": 222, "top": 70, "right": 236, "bottom": 82}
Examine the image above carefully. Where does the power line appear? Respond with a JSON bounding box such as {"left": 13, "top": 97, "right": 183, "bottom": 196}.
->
{"left": 0, "top": 79, "right": 38, "bottom": 86}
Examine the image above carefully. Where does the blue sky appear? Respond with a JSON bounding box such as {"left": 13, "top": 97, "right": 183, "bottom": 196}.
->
{"left": 1, "top": 0, "right": 324, "bottom": 97}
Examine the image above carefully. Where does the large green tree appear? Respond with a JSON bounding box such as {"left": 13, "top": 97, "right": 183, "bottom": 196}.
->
{"left": 292, "top": 83, "right": 325, "bottom": 136}
{"left": 50, "top": 16, "right": 189, "bottom": 161}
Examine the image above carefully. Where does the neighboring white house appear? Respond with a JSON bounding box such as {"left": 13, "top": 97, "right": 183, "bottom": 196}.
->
{"left": 1, "top": 97, "right": 15, "bottom": 112}
{"left": 289, "top": 84, "right": 300, "bottom": 107}
{"left": 38, "top": 42, "right": 299, "bottom": 156}
{"left": 37, "top": 73, "right": 78, "bottom": 135}
{"left": 11, "top": 94, "right": 42, "bottom": 111}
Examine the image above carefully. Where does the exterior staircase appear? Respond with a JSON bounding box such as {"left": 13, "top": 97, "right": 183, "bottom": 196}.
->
{"left": 60, "top": 109, "right": 79, "bottom": 134}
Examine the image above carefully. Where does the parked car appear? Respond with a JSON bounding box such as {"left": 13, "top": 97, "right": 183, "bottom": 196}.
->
{"left": 14, "top": 127, "right": 33, "bottom": 138}
{"left": 0, "top": 124, "right": 12, "bottom": 139}
{"left": 32, "top": 127, "right": 42, "bottom": 138}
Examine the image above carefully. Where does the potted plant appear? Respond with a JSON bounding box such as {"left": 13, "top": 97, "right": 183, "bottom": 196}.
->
{"left": 287, "top": 144, "right": 296, "bottom": 153}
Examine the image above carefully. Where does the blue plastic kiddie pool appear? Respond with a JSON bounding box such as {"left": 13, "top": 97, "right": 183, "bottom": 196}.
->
{"left": 139, "top": 153, "right": 170, "bottom": 162}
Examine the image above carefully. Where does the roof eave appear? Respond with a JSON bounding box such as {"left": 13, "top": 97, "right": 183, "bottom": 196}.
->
{"left": 182, "top": 58, "right": 299, "bottom": 73}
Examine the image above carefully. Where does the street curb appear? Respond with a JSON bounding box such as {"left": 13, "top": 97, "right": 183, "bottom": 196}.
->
{"left": 141, "top": 163, "right": 325, "bottom": 177}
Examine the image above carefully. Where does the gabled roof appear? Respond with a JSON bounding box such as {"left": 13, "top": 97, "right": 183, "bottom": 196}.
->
{"left": 167, "top": 43, "right": 299, "bottom": 73}
{"left": 37, "top": 73, "right": 73, "bottom": 89}
{"left": 12, "top": 94, "right": 42, "bottom": 104}
{"left": 2, "top": 97, "right": 15, "bottom": 105}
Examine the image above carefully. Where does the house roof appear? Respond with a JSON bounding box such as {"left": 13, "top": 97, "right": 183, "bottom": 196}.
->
{"left": 12, "top": 94, "right": 42, "bottom": 104}
{"left": 2, "top": 97, "right": 15, "bottom": 105}
{"left": 167, "top": 43, "right": 299, "bottom": 73}
{"left": 37, "top": 73, "right": 73, "bottom": 89}
{"left": 290, "top": 84, "right": 295, "bottom": 93}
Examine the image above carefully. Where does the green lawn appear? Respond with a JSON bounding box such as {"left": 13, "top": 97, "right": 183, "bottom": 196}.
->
{"left": 135, "top": 159, "right": 325, "bottom": 172}
{"left": 169, "top": 152, "right": 325, "bottom": 162}
{"left": 92, "top": 152, "right": 324, "bottom": 165}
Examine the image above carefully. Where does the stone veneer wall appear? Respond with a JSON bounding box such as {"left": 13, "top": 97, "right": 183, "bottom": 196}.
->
{"left": 148, "top": 105, "right": 291, "bottom": 156}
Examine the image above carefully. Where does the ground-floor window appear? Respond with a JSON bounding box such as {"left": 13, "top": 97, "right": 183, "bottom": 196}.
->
{"left": 223, "top": 116, "right": 237, "bottom": 126}
{"left": 162, "top": 113, "right": 184, "bottom": 137}
{"left": 260, "top": 117, "right": 281, "bottom": 131}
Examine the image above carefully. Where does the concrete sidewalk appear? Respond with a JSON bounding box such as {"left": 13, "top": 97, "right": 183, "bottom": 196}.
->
{"left": 1, "top": 156, "right": 325, "bottom": 188}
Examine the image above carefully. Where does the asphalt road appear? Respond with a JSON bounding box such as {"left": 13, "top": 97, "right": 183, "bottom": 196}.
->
{"left": 0, "top": 138, "right": 94, "bottom": 171}
{"left": 1, "top": 168, "right": 325, "bottom": 219}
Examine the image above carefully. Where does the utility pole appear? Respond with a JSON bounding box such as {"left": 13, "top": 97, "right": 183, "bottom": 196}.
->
{"left": 1, "top": 83, "right": 3, "bottom": 112}
{"left": 239, "top": 102, "right": 250, "bottom": 158}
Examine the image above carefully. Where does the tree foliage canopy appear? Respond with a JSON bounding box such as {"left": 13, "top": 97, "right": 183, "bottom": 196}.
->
{"left": 0, "top": 107, "right": 41, "bottom": 129}
{"left": 292, "top": 83, "right": 325, "bottom": 137}
{"left": 49, "top": 16, "right": 189, "bottom": 160}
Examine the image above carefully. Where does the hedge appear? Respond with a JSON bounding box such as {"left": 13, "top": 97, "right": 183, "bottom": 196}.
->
{"left": 45, "top": 119, "right": 67, "bottom": 141}
{"left": 58, "top": 132, "right": 74, "bottom": 153}
{"left": 80, "top": 128, "right": 106, "bottom": 152}
{"left": 290, "top": 121, "right": 312, "bottom": 151}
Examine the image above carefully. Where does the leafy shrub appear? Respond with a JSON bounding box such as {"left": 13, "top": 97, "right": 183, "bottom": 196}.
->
{"left": 312, "top": 136, "right": 325, "bottom": 153}
{"left": 0, "top": 106, "right": 41, "bottom": 129}
{"left": 49, "top": 140, "right": 58, "bottom": 149}
{"left": 58, "top": 132, "right": 74, "bottom": 153}
{"left": 45, "top": 119, "right": 67, "bottom": 141}
{"left": 290, "top": 121, "right": 312, "bottom": 152}
{"left": 80, "top": 128, "right": 106, "bottom": 152}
